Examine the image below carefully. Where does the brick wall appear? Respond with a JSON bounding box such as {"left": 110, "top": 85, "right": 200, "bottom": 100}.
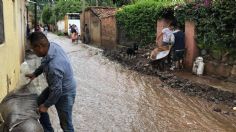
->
{"left": 156, "top": 19, "right": 166, "bottom": 47}
{"left": 184, "top": 21, "right": 199, "bottom": 70}
{"left": 101, "top": 16, "right": 117, "bottom": 49}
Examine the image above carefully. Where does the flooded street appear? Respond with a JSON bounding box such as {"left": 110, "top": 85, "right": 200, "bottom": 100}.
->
{"left": 35, "top": 34, "right": 236, "bottom": 132}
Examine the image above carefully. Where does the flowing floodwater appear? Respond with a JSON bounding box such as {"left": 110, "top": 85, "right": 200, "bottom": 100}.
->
{"left": 31, "top": 34, "right": 236, "bottom": 132}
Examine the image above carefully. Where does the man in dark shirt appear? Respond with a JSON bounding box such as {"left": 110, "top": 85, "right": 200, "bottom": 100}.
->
{"left": 25, "top": 32, "right": 76, "bottom": 132}
{"left": 172, "top": 26, "right": 185, "bottom": 69}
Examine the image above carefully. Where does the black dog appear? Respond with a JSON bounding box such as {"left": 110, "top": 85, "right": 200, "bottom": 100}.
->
{"left": 126, "top": 43, "right": 138, "bottom": 58}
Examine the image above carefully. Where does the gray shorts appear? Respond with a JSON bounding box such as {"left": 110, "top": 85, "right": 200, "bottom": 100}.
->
{"left": 173, "top": 50, "right": 185, "bottom": 61}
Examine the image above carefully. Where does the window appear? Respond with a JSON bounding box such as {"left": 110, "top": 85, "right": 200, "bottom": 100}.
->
{"left": 0, "top": 0, "right": 4, "bottom": 44}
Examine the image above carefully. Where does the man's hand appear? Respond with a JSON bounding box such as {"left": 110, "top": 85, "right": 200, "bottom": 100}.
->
{"left": 25, "top": 73, "right": 36, "bottom": 80}
{"left": 38, "top": 104, "right": 48, "bottom": 113}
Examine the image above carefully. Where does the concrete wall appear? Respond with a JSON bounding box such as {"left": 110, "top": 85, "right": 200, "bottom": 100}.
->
{"left": 0, "top": 0, "right": 26, "bottom": 101}
{"left": 16, "top": 0, "right": 26, "bottom": 63}
{"left": 57, "top": 20, "right": 65, "bottom": 32}
{"left": 101, "top": 16, "right": 117, "bottom": 49}
{"left": 68, "top": 19, "right": 81, "bottom": 34}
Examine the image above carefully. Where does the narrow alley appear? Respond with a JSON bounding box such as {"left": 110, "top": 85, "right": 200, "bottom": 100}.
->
{"left": 26, "top": 33, "right": 236, "bottom": 132}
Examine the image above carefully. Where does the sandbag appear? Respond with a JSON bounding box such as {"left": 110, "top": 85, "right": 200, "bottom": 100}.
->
{"left": 0, "top": 85, "right": 43, "bottom": 132}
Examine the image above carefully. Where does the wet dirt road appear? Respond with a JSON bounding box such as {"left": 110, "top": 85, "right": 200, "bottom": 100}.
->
{"left": 43, "top": 33, "right": 236, "bottom": 132}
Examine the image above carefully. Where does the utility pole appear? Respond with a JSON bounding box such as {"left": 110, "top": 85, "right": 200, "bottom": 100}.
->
{"left": 82, "top": 0, "right": 86, "bottom": 43}
{"left": 26, "top": 6, "right": 29, "bottom": 26}
{"left": 50, "top": 1, "right": 57, "bottom": 32}
{"left": 82, "top": 0, "right": 85, "bottom": 25}
{"left": 27, "top": 0, "right": 37, "bottom": 31}
{"left": 96, "top": 0, "right": 98, "bottom": 6}
{"left": 34, "top": 2, "right": 37, "bottom": 31}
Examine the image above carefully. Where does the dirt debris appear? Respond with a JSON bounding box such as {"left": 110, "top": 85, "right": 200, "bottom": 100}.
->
{"left": 103, "top": 46, "right": 236, "bottom": 116}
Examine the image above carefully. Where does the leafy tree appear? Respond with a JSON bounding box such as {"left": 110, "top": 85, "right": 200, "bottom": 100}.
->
{"left": 42, "top": 5, "right": 55, "bottom": 24}
{"left": 85, "top": 0, "right": 114, "bottom": 6}
{"left": 53, "top": 0, "right": 82, "bottom": 21}
{"left": 112, "top": 0, "right": 133, "bottom": 7}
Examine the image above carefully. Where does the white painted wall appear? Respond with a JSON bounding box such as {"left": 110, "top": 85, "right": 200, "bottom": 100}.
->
{"left": 57, "top": 20, "right": 65, "bottom": 32}
{"left": 68, "top": 19, "right": 80, "bottom": 35}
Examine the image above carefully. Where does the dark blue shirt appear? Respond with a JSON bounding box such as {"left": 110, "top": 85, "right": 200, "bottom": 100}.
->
{"left": 173, "top": 30, "right": 185, "bottom": 51}
{"left": 34, "top": 42, "right": 76, "bottom": 107}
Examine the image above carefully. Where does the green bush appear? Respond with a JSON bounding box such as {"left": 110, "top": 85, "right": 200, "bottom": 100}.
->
{"left": 116, "top": 0, "right": 173, "bottom": 45}
{"left": 175, "top": 1, "right": 236, "bottom": 61}
{"left": 55, "top": 31, "right": 64, "bottom": 36}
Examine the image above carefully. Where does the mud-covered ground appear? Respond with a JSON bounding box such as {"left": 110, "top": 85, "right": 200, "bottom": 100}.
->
{"left": 21, "top": 33, "right": 236, "bottom": 131}
{"left": 103, "top": 45, "right": 236, "bottom": 115}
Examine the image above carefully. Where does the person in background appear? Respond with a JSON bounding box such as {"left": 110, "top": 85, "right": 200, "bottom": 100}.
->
{"left": 150, "top": 21, "right": 175, "bottom": 60}
{"left": 74, "top": 25, "right": 79, "bottom": 34}
{"left": 25, "top": 32, "right": 76, "bottom": 132}
{"left": 69, "top": 24, "right": 72, "bottom": 36}
{"left": 26, "top": 24, "right": 30, "bottom": 38}
{"left": 35, "top": 24, "right": 41, "bottom": 32}
{"left": 39, "top": 24, "right": 44, "bottom": 32}
{"left": 71, "top": 25, "right": 78, "bottom": 43}
{"left": 84, "top": 24, "right": 90, "bottom": 44}
{"left": 43, "top": 24, "right": 48, "bottom": 36}
{"left": 171, "top": 24, "right": 185, "bottom": 70}
{"left": 156, "top": 21, "right": 175, "bottom": 48}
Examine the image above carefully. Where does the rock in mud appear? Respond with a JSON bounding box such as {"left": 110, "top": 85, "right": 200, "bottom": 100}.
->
{"left": 213, "top": 108, "right": 222, "bottom": 113}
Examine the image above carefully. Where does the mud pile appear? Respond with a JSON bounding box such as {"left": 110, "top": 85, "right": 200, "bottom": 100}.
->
{"left": 103, "top": 46, "right": 236, "bottom": 115}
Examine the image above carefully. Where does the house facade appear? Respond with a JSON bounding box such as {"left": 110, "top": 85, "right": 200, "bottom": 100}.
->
{"left": 0, "top": 0, "right": 26, "bottom": 101}
{"left": 80, "top": 7, "right": 117, "bottom": 49}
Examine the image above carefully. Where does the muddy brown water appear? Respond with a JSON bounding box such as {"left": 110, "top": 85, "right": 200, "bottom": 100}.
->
{"left": 70, "top": 46, "right": 236, "bottom": 132}
{"left": 32, "top": 34, "right": 236, "bottom": 132}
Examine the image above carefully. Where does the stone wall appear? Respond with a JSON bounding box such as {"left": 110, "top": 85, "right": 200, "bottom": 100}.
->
{"left": 205, "top": 62, "right": 236, "bottom": 82}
